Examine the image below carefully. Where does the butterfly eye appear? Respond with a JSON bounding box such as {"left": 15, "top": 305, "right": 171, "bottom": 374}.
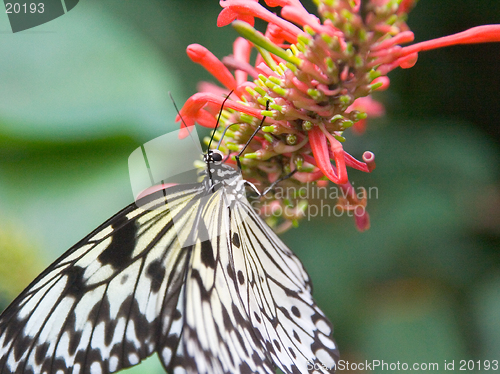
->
{"left": 209, "top": 149, "right": 224, "bottom": 164}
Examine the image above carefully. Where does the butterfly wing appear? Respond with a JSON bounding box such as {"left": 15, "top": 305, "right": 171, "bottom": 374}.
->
{"left": 229, "top": 199, "right": 339, "bottom": 374}
{"left": 0, "top": 184, "right": 203, "bottom": 374}
{"left": 161, "top": 190, "right": 275, "bottom": 374}
{"left": 161, "top": 186, "right": 338, "bottom": 374}
{"left": 0, "top": 167, "right": 338, "bottom": 374}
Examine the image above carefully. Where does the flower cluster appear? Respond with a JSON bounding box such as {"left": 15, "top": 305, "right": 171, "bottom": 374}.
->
{"left": 178, "top": 0, "right": 500, "bottom": 232}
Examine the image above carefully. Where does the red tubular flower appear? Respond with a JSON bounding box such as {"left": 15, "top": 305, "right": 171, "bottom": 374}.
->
{"left": 302, "top": 150, "right": 374, "bottom": 175}
{"left": 232, "top": 37, "right": 253, "bottom": 84}
{"left": 403, "top": 25, "right": 500, "bottom": 53}
{"left": 293, "top": 169, "right": 324, "bottom": 183}
{"left": 347, "top": 96, "right": 385, "bottom": 134}
{"left": 218, "top": 0, "right": 303, "bottom": 36}
{"left": 177, "top": 92, "right": 263, "bottom": 137}
{"left": 266, "top": 22, "right": 297, "bottom": 44}
{"left": 309, "top": 126, "right": 348, "bottom": 185}
{"left": 177, "top": 0, "right": 500, "bottom": 231}
{"left": 280, "top": 4, "right": 335, "bottom": 36}
{"left": 397, "top": 0, "right": 417, "bottom": 15}
{"left": 187, "top": 44, "right": 237, "bottom": 91}
{"left": 354, "top": 207, "right": 370, "bottom": 232}
{"left": 179, "top": 92, "right": 262, "bottom": 120}
{"left": 371, "top": 31, "right": 415, "bottom": 52}
{"left": 218, "top": 0, "right": 257, "bottom": 27}
{"left": 342, "top": 151, "right": 376, "bottom": 173}
{"left": 378, "top": 25, "right": 500, "bottom": 73}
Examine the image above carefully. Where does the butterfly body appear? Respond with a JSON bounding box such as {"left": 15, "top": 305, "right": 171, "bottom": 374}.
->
{"left": 0, "top": 159, "right": 338, "bottom": 374}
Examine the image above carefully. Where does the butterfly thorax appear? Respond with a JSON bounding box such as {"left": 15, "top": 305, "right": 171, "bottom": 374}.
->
{"left": 202, "top": 163, "right": 244, "bottom": 194}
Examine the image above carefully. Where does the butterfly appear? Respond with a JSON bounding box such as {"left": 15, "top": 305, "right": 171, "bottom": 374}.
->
{"left": 0, "top": 105, "right": 339, "bottom": 374}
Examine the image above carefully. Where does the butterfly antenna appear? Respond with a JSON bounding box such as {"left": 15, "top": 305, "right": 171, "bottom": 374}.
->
{"left": 168, "top": 92, "right": 198, "bottom": 149}
{"left": 207, "top": 90, "right": 234, "bottom": 152}
{"left": 216, "top": 123, "right": 240, "bottom": 151}
{"left": 235, "top": 100, "right": 270, "bottom": 171}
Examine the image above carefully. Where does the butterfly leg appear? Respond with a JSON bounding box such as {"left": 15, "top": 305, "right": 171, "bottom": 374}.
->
{"left": 243, "top": 168, "right": 297, "bottom": 198}
{"left": 261, "top": 169, "right": 298, "bottom": 196}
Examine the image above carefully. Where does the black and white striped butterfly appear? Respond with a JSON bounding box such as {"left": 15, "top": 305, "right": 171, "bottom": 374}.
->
{"left": 0, "top": 110, "right": 339, "bottom": 373}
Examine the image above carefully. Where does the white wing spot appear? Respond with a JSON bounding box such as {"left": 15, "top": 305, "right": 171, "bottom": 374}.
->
{"left": 173, "top": 365, "right": 187, "bottom": 374}
{"left": 128, "top": 353, "right": 140, "bottom": 365}
{"left": 73, "top": 362, "right": 81, "bottom": 374}
{"left": 162, "top": 346, "right": 172, "bottom": 363}
{"left": 319, "top": 332, "right": 336, "bottom": 350}
{"left": 125, "top": 320, "right": 141, "bottom": 349}
{"left": 61, "top": 244, "right": 93, "bottom": 264}
{"left": 315, "top": 319, "right": 331, "bottom": 335}
{"left": 90, "top": 361, "right": 102, "bottom": 374}
{"left": 89, "top": 225, "right": 113, "bottom": 242}
{"left": 75, "top": 237, "right": 112, "bottom": 268}
{"left": 109, "top": 356, "right": 119, "bottom": 372}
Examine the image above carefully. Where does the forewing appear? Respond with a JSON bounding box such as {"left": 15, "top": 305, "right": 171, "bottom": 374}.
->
{"left": 0, "top": 185, "right": 202, "bottom": 374}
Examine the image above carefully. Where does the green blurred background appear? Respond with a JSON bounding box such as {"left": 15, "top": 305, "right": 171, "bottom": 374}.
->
{"left": 0, "top": 0, "right": 499, "bottom": 373}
